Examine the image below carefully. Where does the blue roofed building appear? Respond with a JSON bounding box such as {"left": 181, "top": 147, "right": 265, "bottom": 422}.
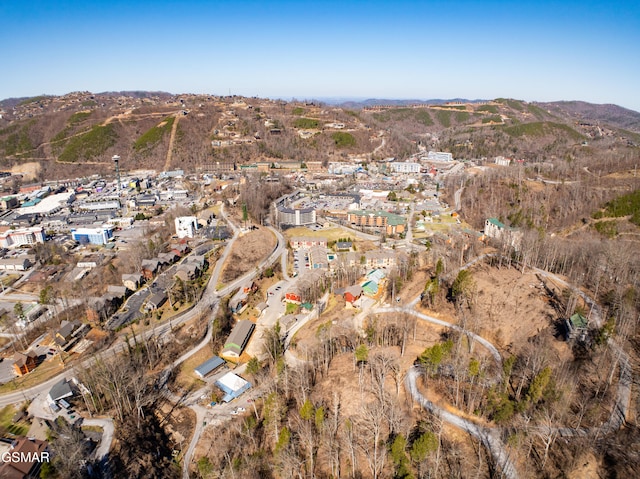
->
{"left": 194, "top": 356, "right": 226, "bottom": 378}
{"left": 70, "top": 225, "right": 114, "bottom": 245}
{"left": 215, "top": 372, "right": 251, "bottom": 402}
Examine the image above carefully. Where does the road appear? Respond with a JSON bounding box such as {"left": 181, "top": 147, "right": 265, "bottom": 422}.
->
{"left": 454, "top": 185, "right": 464, "bottom": 212}
{"left": 406, "top": 367, "right": 518, "bottom": 479}
{"left": 0, "top": 203, "right": 287, "bottom": 466}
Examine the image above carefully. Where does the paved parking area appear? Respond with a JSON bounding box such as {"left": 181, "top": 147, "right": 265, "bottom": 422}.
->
{"left": 0, "top": 359, "right": 17, "bottom": 384}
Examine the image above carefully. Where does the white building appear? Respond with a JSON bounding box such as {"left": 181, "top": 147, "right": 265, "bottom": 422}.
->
{"left": 390, "top": 161, "right": 421, "bottom": 173}
{"left": 175, "top": 216, "right": 198, "bottom": 238}
{"left": 276, "top": 206, "right": 316, "bottom": 226}
{"left": 0, "top": 227, "right": 46, "bottom": 248}
{"left": 494, "top": 156, "right": 511, "bottom": 166}
{"left": 70, "top": 225, "right": 114, "bottom": 245}
{"left": 426, "top": 151, "right": 453, "bottom": 162}
{"left": 484, "top": 218, "right": 522, "bottom": 249}
{"left": 17, "top": 191, "right": 75, "bottom": 216}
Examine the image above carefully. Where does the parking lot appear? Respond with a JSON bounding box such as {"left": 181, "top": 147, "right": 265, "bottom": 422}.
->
{"left": 0, "top": 358, "right": 16, "bottom": 384}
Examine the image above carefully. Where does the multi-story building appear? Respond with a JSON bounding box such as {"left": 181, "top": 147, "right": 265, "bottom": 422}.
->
{"left": 390, "top": 161, "right": 421, "bottom": 173}
{"left": 426, "top": 151, "right": 453, "bottom": 162}
{"left": 484, "top": 218, "right": 522, "bottom": 249}
{"left": 70, "top": 225, "right": 114, "bottom": 245}
{"left": 347, "top": 210, "right": 406, "bottom": 235}
{"left": 289, "top": 237, "right": 327, "bottom": 250}
{"left": 175, "top": 216, "right": 198, "bottom": 238}
{"left": 0, "top": 227, "right": 46, "bottom": 248}
{"left": 276, "top": 206, "right": 316, "bottom": 227}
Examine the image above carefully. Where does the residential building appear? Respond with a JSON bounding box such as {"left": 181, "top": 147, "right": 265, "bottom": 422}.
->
{"left": 122, "top": 273, "right": 144, "bottom": 291}
{"left": 484, "top": 218, "right": 522, "bottom": 249}
{"left": 0, "top": 257, "right": 33, "bottom": 271}
{"left": 566, "top": 313, "right": 588, "bottom": 341}
{"left": 0, "top": 196, "right": 18, "bottom": 210}
{"left": 47, "top": 378, "right": 74, "bottom": 404}
{"left": 141, "top": 259, "right": 160, "bottom": 280}
{"left": 308, "top": 245, "right": 329, "bottom": 269}
{"left": 335, "top": 241, "right": 352, "bottom": 251}
{"left": 276, "top": 205, "right": 316, "bottom": 227}
{"left": 290, "top": 237, "right": 328, "bottom": 250}
{"left": 284, "top": 285, "right": 302, "bottom": 304}
{"left": 54, "top": 320, "right": 84, "bottom": 348}
{"left": 13, "top": 351, "right": 37, "bottom": 376}
{"left": 347, "top": 210, "right": 406, "bottom": 235}
{"left": 175, "top": 216, "right": 198, "bottom": 238}
{"left": 145, "top": 291, "right": 167, "bottom": 311}
{"left": 0, "top": 437, "right": 49, "bottom": 479}
{"left": 364, "top": 251, "right": 397, "bottom": 269}
{"left": 343, "top": 284, "right": 363, "bottom": 305}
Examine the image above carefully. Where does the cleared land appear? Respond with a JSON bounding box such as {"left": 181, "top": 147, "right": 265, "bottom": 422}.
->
{"left": 221, "top": 229, "right": 276, "bottom": 283}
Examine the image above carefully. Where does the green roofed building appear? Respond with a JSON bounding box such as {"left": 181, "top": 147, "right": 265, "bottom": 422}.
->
{"left": 347, "top": 210, "right": 407, "bottom": 235}
{"left": 222, "top": 320, "right": 255, "bottom": 358}
{"left": 566, "top": 312, "right": 588, "bottom": 341}
{"left": 362, "top": 280, "right": 378, "bottom": 296}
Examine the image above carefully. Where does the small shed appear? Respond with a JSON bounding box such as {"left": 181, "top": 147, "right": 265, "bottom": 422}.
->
{"left": 566, "top": 312, "right": 588, "bottom": 341}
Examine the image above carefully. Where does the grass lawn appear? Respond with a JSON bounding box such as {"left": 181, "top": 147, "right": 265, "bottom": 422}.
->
{"left": 0, "top": 405, "right": 29, "bottom": 436}
{"left": 0, "top": 359, "right": 64, "bottom": 394}
{"left": 283, "top": 226, "right": 357, "bottom": 242}
{"left": 173, "top": 345, "right": 214, "bottom": 391}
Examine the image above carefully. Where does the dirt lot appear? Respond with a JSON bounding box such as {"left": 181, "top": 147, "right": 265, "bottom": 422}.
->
{"left": 157, "top": 400, "right": 196, "bottom": 454}
{"left": 221, "top": 229, "right": 276, "bottom": 282}
{"left": 466, "top": 263, "right": 571, "bottom": 361}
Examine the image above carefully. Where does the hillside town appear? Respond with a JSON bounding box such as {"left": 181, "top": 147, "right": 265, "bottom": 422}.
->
{"left": 0, "top": 91, "right": 637, "bottom": 479}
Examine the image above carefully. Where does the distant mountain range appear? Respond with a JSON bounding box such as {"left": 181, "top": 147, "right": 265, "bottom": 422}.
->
{"left": 330, "top": 98, "right": 488, "bottom": 108}
{"left": 536, "top": 101, "right": 640, "bottom": 132}
{"left": 0, "top": 91, "right": 638, "bottom": 182}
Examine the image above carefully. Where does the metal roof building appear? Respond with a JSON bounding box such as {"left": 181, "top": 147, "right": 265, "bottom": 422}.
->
{"left": 215, "top": 372, "right": 251, "bottom": 402}
{"left": 194, "top": 356, "right": 225, "bottom": 378}
{"left": 222, "top": 320, "right": 255, "bottom": 358}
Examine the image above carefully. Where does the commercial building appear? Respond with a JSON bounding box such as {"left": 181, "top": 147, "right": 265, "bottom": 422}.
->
{"left": 70, "top": 225, "right": 114, "bottom": 245}
{"left": 194, "top": 356, "right": 226, "bottom": 378}
{"left": 17, "top": 191, "right": 75, "bottom": 216}
{"left": 215, "top": 372, "right": 251, "bottom": 402}
{"left": 0, "top": 257, "right": 33, "bottom": 271}
{"left": 426, "top": 151, "right": 453, "bottom": 162}
{"left": 389, "top": 161, "right": 421, "bottom": 173}
{"left": 222, "top": 320, "right": 255, "bottom": 358}
{"left": 175, "top": 216, "right": 198, "bottom": 238}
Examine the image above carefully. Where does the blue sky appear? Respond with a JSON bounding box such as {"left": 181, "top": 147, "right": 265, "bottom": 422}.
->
{"left": 2, "top": 0, "right": 639, "bottom": 111}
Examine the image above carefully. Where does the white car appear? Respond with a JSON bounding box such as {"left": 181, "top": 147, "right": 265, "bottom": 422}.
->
{"left": 237, "top": 407, "right": 246, "bottom": 412}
